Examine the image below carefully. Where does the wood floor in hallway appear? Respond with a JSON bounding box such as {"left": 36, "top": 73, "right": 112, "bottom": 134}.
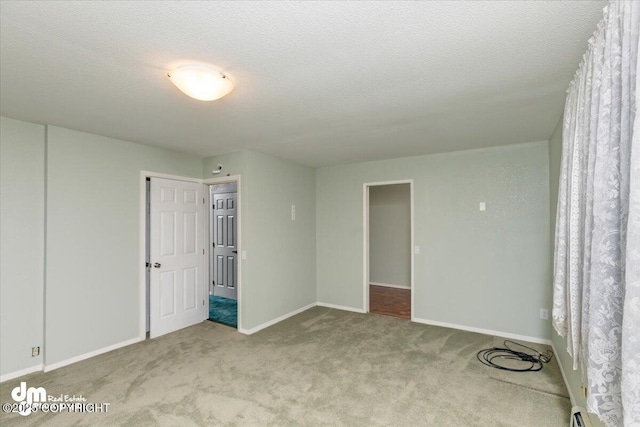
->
{"left": 369, "top": 284, "right": 411, "bottom": 319}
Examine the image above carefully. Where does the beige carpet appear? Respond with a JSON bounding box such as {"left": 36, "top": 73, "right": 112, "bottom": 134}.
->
{"left": 0, "top": 307, "right": 570, "bottom": 426}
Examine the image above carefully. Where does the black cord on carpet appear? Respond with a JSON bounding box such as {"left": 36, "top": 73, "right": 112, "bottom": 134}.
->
{"left": 476, "top": 340, "right": 554, "bottom": 372}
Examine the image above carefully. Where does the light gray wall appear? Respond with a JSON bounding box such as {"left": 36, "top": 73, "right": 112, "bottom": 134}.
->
{"left": 45, "top": 126, "right": 202, "bottom": 365}
{"left": 369, "top": 184, "right": 411, "bottom": 288}
{"left": 203, "top": 151, "right": 249, "bottom": 181}
{"left": 548, "top": 117, "right": 604, "bottom": 426}
{"left": 317, "top": 141, "right": 552, "bottom": 339}
{"left": 0, "top": 117, "right": 45, "bottom": 377}
{"left": 1, "top": 115, "right": 550, "bottom": 375}
{"left": 203, "top": 150, "right": 316, "bottom": 330}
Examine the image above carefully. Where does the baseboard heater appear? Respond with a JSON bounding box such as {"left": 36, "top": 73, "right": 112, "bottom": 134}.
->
{"left": 570, "top": 407, "right": 593, "bottom": 427}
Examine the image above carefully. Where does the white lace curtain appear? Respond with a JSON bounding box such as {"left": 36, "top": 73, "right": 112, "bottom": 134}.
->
{"left": 552, "top": 1, "right": 639, "bottom": 426}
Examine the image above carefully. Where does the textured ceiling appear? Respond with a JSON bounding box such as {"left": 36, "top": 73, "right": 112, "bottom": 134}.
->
{"left": 0, "top": 1, "right": 605, "bottom": 167}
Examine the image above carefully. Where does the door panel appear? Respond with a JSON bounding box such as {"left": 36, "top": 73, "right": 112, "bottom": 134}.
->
{"left": 160, "top": 187, "right": 176, "bottom": 202}
{"left": 227, "top": 216, "right": 235, "bottom": 246}
{"left": 183, "top": 267, "right": 197, "bottom": 310}
{"left": 212, "top": 191, "right": 238, "bottom": 300}
{"left": 150, "top": 178, "right": 204, "bottom": 338}
{"left": 160, "top": 212, "right": 176, "bottom": 256}
{"left": 183, "top": 212, "right": 197, "bottom": 254}
{"left": 184, "top": 189, "right": 197, "bottom": 204}
{"left": 160, "top": 270, "right": 176, "bottom": 317}
{"left": 227, "top": 256, "right": 235, "bottom": 287}
{"left": 216, "top": 216, "right": 224, "bottom": 246}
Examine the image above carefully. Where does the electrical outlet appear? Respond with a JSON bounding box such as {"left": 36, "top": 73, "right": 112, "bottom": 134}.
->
{"left": 479, "top": 202, "right": 486, "bottom": 211}
{"left": 540, "top": 308, "right": 549, "bottom": 320}
{"left": 32, "top": 346, "right": 40, "bottom": 357}
{"left": 291, "top": 204, "right": 296, "bottom": 221}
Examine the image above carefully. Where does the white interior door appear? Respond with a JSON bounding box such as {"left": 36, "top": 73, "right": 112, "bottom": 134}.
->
{"left": 150, "top": 177, "right": 204, "bottom": 338}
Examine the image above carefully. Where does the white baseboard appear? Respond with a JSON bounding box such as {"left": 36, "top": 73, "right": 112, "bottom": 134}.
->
{"left": 0, "top": 364, "right": 44, "bottom": 383}
{"left": 238, "top": 303, "right": 317, "bottom": 335}
{"left": 412, "top": 317, "right": 552, "bottom": 345}
{"left": 317, "top": 302, "right": 367, "bottom": 314}
{"left": 370, "top": 282, "right": 410, "bottom": 289}
{"left": 44, "top": 336, "right": 144, "bottom": 372}
{"left": 551, "top": 341, "right": 577, "bottom": 406}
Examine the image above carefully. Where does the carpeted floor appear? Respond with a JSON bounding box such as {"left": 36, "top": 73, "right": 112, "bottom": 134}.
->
{"left": 209, "top": 295, "right": 237, "bottom": 328}
{"left": 0, "top": 307, "right": 570, "bottom": 426}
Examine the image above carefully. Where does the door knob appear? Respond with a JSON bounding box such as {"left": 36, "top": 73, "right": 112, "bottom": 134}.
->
{"left": 153, "top": 263, "right": 161, "bottom": 268}
{"left": 232, "top": 251, "right": 238, "bottom": 254}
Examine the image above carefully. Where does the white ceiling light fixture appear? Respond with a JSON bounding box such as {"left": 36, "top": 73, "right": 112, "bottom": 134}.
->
{"left": 167, "top": 64, "right": 233, "bottom": 101}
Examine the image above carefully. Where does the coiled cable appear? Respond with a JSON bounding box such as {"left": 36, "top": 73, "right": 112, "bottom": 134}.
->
{"left": 476, "top": 340, "right": 554, "bottom": 372}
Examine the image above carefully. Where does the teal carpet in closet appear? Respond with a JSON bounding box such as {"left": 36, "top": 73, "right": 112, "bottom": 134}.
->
{"left": 209, "top": 295, "right": 237, "bottom": 328}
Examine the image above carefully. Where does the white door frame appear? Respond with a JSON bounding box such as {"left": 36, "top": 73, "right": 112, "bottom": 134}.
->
{"left": 138, "top": 171, "right": 212, "bottom": 339}
{"left": 203, "top": 175, "right": 242, "bottom": 332}
{"left": 362, "top": 180, "right": 415, "bottom": 320}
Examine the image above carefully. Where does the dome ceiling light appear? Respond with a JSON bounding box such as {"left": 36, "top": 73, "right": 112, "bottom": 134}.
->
{"left": 168, "top": 65, "right": 233, "bottom": 101}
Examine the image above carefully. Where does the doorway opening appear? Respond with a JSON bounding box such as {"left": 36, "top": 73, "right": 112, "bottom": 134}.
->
{"left": 143, "top": 174, "right": 207, "bottom": 339}
{"left": 208, "top": 181, "right": 238, "bottom": 328}
{"left": 364, "top": 181, "right": 414, "bottom": 319}
{"left": 140, "top": 172, "right": 243, "bottom": 340}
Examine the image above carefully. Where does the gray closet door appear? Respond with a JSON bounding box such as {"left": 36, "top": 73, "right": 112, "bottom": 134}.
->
{"left": 212, "top": 192, "right": 237, "bottom": 300}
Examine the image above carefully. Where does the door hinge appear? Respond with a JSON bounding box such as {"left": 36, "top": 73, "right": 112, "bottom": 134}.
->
{"left": 203, "top": 197, "right": 205, "bottom": 204}
{"left": 203, "top": 299, "right": 205, "bottom": 306}
{"left": 213, "top": 280, "right": 215, "bottom": 285}
{"left": 203, "top": 248, "right": 205, "bottom": 255}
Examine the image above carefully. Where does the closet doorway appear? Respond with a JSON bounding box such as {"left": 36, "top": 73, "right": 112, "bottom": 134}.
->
{"left": 364, "top": 181, "right": 414, "bottom": 319}
{"left": 209, "top": 182, "right": 238, "bottom": 328}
